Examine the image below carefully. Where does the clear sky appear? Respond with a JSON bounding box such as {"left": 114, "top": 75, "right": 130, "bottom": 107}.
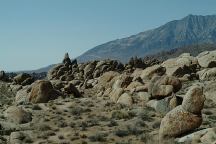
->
{"left": 0, "top": 0, "right": 216, "bottom": 71}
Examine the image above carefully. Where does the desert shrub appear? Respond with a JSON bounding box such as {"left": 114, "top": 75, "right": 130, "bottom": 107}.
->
{"left": 37, "top": 133, "right": 48, "bottom": 139}
{"left": 97, "top": 115, "right": 110, "bottom": 121}
{"left": 115, "top": 129, "right": 129, "bottom": 137}
{"left": 70, "top": 107, "right": 84, "bottom": 116}
{"left": 0, "top": 83, "right": 15, "bottom": 105}
{"left": 59, "top": 141, "right": 70, "bottom": 144}
{"left": 128, "top": 110, "right": 137, "bottom": 117}
{"left": 32, "top": 104, "right": 42, "bottom": 110}
{"left": 81, "top": 141, "right": 87, "bottom": 144}
{"left": 0, "top": 128, "right": 16, "bottom": 136}
{"left": 86, "top": 118, "right": 99, "bottom": 127}
{"left": 111, "top": 110, "right": 130, "bottom": 120}
{"left": 70, "top": 136, "right": 79, "bottom": 141}
{"left": 204, "top": 99, "right": 216, "bottom": 108}
{"left": 58, "top": 135, "right": 65, "bottom": 140}
{"left": 203, "top": 110, "right": 213, "bottom": 115}
{"left": 63, "top": 109, "right": 68, "bottom": 112}
{"left": 88, "top": 133, "right": 108, "bottom": 142}
{"left": 202, "top": 120, "right": 211, "bottom": 126}
{"left": 140, "top": 134, "right": 148, "bottom": 143}
{"left": 135, "top": 119, "right": 147, "bottom": 127}
{"left": 51, "top": 105, "right": 57, "bottom": 110}
{"left": 23, "top": 137, "right": 33, "bottom": 143}
{"left": 138, "top": 109, "right": 153, "bottom": 121}
{"left": 44, "top": 131, "right": 56, "bottom": 137}
{"left": 70, "top": 106, "right": 91, "bottom": 116}
{"left": 69, "top": 122, "right": 76, "bottom": 128}
{"left": 115, "top": 142, "right": 131, "bottom": 144}
{"left": 140, "top": 133, "right": 156, "bottom": 143}
{"left": 108, "top": 119, "right": 118, "bottom": 127}
{"left": 209, "top": 115, "right": 216, "bottom": 120}
{"left": 37, "top": 124, "right": 51, "bottom": 131}
{"left": 127, "top": 125, "right": 143, "bottom": 136}
{"left": 57, "top": 121, "right": 68, "bottom": 128}
{"left": 55, "top": 102, "right": 63, "bottom": 105}
{"left": 0, "top": 136, "right": 7, "bottom": 144}
{"left": 79, "top": 122, "right": 88, "bottom": 131}
{"left": 152, "top": 121, "right": 161, "bottom": 129}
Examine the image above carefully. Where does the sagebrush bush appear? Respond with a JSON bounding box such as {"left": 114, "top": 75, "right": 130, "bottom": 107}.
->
{"left": 88, "top": 133, "right": 108, "bottom": 142}
{"left": 0, "top": 82, "right": 15, "bottom": 105}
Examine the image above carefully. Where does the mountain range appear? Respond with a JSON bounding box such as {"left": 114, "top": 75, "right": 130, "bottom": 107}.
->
{"left": 17, "top": 14, "right": 216, "bottom": 73}
{"left": 77, "top": 14, "right": 216, "bottom": 63}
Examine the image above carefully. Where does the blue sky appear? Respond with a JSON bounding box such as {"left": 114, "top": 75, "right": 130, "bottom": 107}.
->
{"left": 0, "top": 0, "right": 216, "bottom": 71}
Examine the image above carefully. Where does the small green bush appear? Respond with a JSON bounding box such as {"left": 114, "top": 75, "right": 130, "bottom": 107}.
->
{"left": 88, "top": 133, "right": 108, "bottom": 142}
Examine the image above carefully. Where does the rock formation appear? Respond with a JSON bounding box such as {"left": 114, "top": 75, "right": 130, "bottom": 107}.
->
{"left": 161, "top": 53, "right": 198, "bottom": 77}
{"left": 197, "top": 68, "right": 216, "bottom": 81}
{"left": 0, "top": 70, "right": 9, "bottom": 82}
{"left": 13, "top": 73, "right": 34, "bottom": 86}
{"left": 197, "top": 50, "right": 216, "bottom": 68}
{"left": 148, "top": 75, "right": 182, "bottom": 99}
{"left": 47, "top": 53, "right": 124, "bottom": 88}
{"left": 2, "top": 49, "right": 216, "bottom": 143}
{"left": 159, "top": 85, "right": 205, "bottom": 143}
{"left": 63, "top": 52, "right": 72, "bottom": 66}
{"left": 29, "top": 80, "right": 62, "bottom": 103}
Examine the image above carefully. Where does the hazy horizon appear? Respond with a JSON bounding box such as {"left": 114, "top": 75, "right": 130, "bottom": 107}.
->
{"left": 0, "top": 0, "right": 216, "bottom": 71}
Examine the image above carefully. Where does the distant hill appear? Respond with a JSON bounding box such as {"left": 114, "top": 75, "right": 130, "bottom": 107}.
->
{"left": 15, "top": 64, "right": 55, "bottom": 74}
{"left": 16, "top": 15, "right": 216, "bottom": 73}
{"left": 77, "top": 14, "right": 216, "bottom": 63}
{"left": 144, "top": 43, "right": 216, "bottom": 61}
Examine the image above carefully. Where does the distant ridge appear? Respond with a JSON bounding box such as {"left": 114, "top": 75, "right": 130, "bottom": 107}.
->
{"left": 15, "top": 64, "right": 55, "bottom": 74}
{"left": 77, "top": 15, "right": 216, "bottom": 63}
{"left": 16, "top": 15, "right": 216, "bottom": 73}
{"left": 144, "top": 43, "right": 216, "bottom": 61}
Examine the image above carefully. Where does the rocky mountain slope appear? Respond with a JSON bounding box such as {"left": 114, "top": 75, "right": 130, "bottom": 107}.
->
{"left": 1, "top": 51, "right": 216, "bottom": 143}
{"left": 77, "top": 15, "right": 216, "bottom": 63}
{"left": 145, "top": 43, "right": 216, "bottom": 61}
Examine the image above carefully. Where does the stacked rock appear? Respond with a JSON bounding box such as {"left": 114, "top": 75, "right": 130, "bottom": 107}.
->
{"left": 29, "top": 80, "right": 63, "bottom": 103}
{"left": 47, "top": 53, "right": 124, "bottom": 88}
{"left": 13, "top": 73, "right": 34, "bottom": 86}
{"left": 159, "top": 85, "right": 205, "bottom": 143}
{"left": 148, "top": 75, "right": 182, "bottom": 99}
{"left": 0, "top": 70, "right": 9, "bottom": 82}
{"left": 47, "top": 53, "right": 78, "bottom": 81}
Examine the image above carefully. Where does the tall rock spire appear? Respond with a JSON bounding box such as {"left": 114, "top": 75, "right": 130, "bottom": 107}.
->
{"left": 63, "top": 53, "right": 72, "bottom": 66}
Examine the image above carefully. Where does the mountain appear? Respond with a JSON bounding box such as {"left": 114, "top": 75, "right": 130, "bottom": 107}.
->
{"left": 144, "top": 43, "right": 216, "bottom": 61}
{"left": 15, "top": 64, "right": 55, "bottom": 74}
{"left": 15, "top": 15, "right": 216, "bottom": 73}
{"left": 77, "top": 15, "right": 216, "bottom": 63}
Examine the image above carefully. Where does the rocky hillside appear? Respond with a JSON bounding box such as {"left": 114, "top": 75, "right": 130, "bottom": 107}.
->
{"left": 77, "top": 15, "right": 216, "bottom": 63}
{"left": 145, "top": 43, "right": 216, "bottom": 61}
{"left": 1, "top": 51, "right": 216, "bottom": 143}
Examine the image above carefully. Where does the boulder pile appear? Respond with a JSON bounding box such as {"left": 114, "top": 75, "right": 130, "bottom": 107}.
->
{"left": 1, "top": 50, "right": 216, "bottom": 143}
{"left": 13, "top": 73, "right": 34, "bottom": 86}
{"left": 29, "top": 80, "right": 63, "bottom": 103}
{"left": 47, "top": 53, "right": 124, "bottom": 88}
{"left": 159, "top": 85, "right": 205, "bottom": 143}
